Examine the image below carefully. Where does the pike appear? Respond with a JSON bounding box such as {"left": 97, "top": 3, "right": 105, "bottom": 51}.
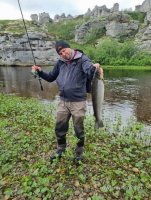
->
{"left": 91, "top": 70, "right": 104, "bottom": 129}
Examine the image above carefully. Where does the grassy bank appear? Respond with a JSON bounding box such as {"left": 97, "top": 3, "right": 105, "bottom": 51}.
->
{"left": 0, "top": 93, "right": 150, "bottom": 200}
{"left": 102, "top": 65, "right": 151, "bottom": 70}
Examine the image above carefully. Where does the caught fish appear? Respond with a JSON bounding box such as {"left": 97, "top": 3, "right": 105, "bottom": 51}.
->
{"left": 91, "top": 70, "right": 104, "bottom": 129}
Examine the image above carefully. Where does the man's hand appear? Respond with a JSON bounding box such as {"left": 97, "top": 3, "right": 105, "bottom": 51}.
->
{"left": 31, "top": 65, "right": 42, "bottom": 72}
{"left": 31, "top": 65, "right": 42, "bottom": 77}
{"left": 93, "top": 63, "right": 104, "bottom": 79}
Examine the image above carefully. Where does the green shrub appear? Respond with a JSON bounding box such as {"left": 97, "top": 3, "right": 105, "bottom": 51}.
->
{"left": 126, "top": 11, "right": 146, "bottom": 23}
{"left": 94, "top": 38, "right": 120, "bottom": 64}
{"left": 110, "top": 57, "right": 129, "bottom": 66}
{"left": 48, "top": 17, "right": 83, "bottom": 40}
{"left": 119, "top": 41, "right": 137, "bottom": 59}
{"left": 85, "top": 27, "right": 106, "bottom": 44}
{"left": 129, "top": 51, "right": 151, "bottom": 66}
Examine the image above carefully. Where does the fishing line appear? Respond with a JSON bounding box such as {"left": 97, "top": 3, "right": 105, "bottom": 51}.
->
{"left": 17, "top": 0, "right": 43, "bottom": 91}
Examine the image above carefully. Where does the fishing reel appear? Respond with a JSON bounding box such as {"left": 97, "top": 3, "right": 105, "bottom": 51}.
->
{"left": 31, "top": 68, "right": 43, "bottom": 91}
{"left": 31, "top": 69, "right": 38, "bottom": 78}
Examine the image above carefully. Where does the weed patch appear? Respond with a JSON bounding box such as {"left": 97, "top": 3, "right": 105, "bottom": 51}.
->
{"left": 0, "top": 93, "right": 150, "bottom": 199}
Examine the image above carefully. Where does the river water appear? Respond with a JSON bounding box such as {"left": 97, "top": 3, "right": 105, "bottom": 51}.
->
{"left": 0, "top": 66, "right": 151, "bottom": 132}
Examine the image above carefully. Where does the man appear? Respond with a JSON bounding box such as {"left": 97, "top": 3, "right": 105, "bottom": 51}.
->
{"left": 32, "top": 40, "right": 103, "bottom": 165}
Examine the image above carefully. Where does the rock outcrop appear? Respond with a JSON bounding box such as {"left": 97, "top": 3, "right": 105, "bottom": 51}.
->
{"left": 84, "top": 3, "right": 119, "bottom": 18}
{"left": 75, "top": 12, "right": 140, "bottom": 42}
{"left": 54, "top": 13, "right": 73, "bottom": 22}
{"left": 30, "top": 12, "right": 53, "bottom": 25}
{"left": 75, "top": 0, "right": 151, "bottom": 50}
{"left": 136, "top": 25, "right": 151, "bottom": 51}
{"left": 135, "top": 0, "right": 151, "bottom": 12}
{"left": 134, "top": 0, "right": 151, "bottom": 50}
{"left": 105, "top": 13, "right": 139, "bottom": 38}
{"left": 0, "top": 32, "right": 58, "bottom": 66}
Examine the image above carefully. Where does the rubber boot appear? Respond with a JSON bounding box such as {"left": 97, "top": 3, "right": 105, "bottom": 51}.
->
{"left": 50, "top": 145, "right": 66, "bottom": 163}
{"left": 74, "top": 146, "right": 84, "bottom": 166}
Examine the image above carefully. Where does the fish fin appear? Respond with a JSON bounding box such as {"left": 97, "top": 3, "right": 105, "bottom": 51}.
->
{"left": 95, "top": 120, "right": 104, "bottom": 129}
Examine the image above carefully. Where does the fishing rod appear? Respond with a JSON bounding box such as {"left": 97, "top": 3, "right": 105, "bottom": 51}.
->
{"left": 17, "top": 0, "right": 43, "bottom": 91}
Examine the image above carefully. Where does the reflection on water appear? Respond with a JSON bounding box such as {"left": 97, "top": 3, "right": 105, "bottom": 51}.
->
{"left": 0, "top": 66, "right": 60, "bottom": 101}
{"left": 0, "top": 66, "right": 151, "bottom": 129}
{"left": 104, "top": 70, "right": 151, "bottom": 126}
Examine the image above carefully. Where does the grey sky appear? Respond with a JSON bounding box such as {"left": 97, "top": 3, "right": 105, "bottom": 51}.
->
{"left": 0, "top": 0, "right": 144, "bottom": 20}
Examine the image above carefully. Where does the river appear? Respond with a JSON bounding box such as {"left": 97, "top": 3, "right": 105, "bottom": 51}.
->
{"left": 0, "top": 66, "right": 151, "bottom": 132}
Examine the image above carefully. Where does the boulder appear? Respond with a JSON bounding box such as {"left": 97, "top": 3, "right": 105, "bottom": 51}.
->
{"left": 105, "top": 20, "right": 139, "bottom": 38}
{"left": 30, "top": 14, "right": 38, "bottom": 24}
{"left": 111, "top": 3, "right": 119, "bottom": 13}
{"left": 39, "top": 12, "right": 52, "bottom": 25}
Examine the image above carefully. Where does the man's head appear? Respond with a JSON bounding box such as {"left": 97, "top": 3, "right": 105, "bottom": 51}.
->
{"left": 55, "top": 40, "right": 72, "bottom": 60}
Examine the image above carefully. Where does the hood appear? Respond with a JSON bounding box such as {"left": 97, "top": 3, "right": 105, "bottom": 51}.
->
{"left": 59, "top": 50, "right": 83, "bottom": 62}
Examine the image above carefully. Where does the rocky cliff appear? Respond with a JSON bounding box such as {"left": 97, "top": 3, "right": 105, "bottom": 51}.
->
{"left": 0, "top": 32, "right": 58, "bottom": 66}
{"left": 0, "top": 20, "right": 58, "bottom": 66}
{"left": 75, "top": 0, "right": 151, "bottom": 51}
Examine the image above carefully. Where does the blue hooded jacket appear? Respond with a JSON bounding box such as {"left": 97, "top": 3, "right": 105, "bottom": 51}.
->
{"left": 38, "top": 50, "right": 95, "bottom": 101}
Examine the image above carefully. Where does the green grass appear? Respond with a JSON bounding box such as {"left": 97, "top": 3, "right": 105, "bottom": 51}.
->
{"left": 126, "top": 11, "right": 146, "bottom": 23}
{"left": 0, "top": 93, "right": 151, "bottom": 199}
{"left": 0, "top": 20, "right": 15, "bottom": 25}
{"left": 47, "top": 16, "right": 84, "bottom": 40}
{"left": 103, "top": 65, "right": 151, "bottom": 70}
{"left": 0, "top": 20, "right": 45, "bottom": 35}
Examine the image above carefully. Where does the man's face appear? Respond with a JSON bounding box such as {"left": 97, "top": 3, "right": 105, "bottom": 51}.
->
{"left": 59, "top": 48, "right": 72, "bottom": 60}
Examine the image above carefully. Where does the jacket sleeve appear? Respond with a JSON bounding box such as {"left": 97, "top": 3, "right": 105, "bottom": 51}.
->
{"left": 38, "top": 62, "right": 60, "bottom": 82}
{"left": 81, "top": 55, "right": 95, "bottom": 80}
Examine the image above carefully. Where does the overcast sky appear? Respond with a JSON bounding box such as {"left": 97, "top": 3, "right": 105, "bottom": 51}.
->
{"left": 0, "top": 0, "right": 144, "bottom": 20}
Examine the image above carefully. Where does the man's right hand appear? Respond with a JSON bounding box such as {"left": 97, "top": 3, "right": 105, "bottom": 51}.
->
{"left": 31, "top": 65, "right": 42, "bottom": 72}
{"left": 31, "top": 65, "right": 42, "bottom": 77}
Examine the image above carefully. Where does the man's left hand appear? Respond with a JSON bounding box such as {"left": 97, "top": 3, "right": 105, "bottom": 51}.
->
{"left": 93, "top": 63, "right": 104, "bottom": 79}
